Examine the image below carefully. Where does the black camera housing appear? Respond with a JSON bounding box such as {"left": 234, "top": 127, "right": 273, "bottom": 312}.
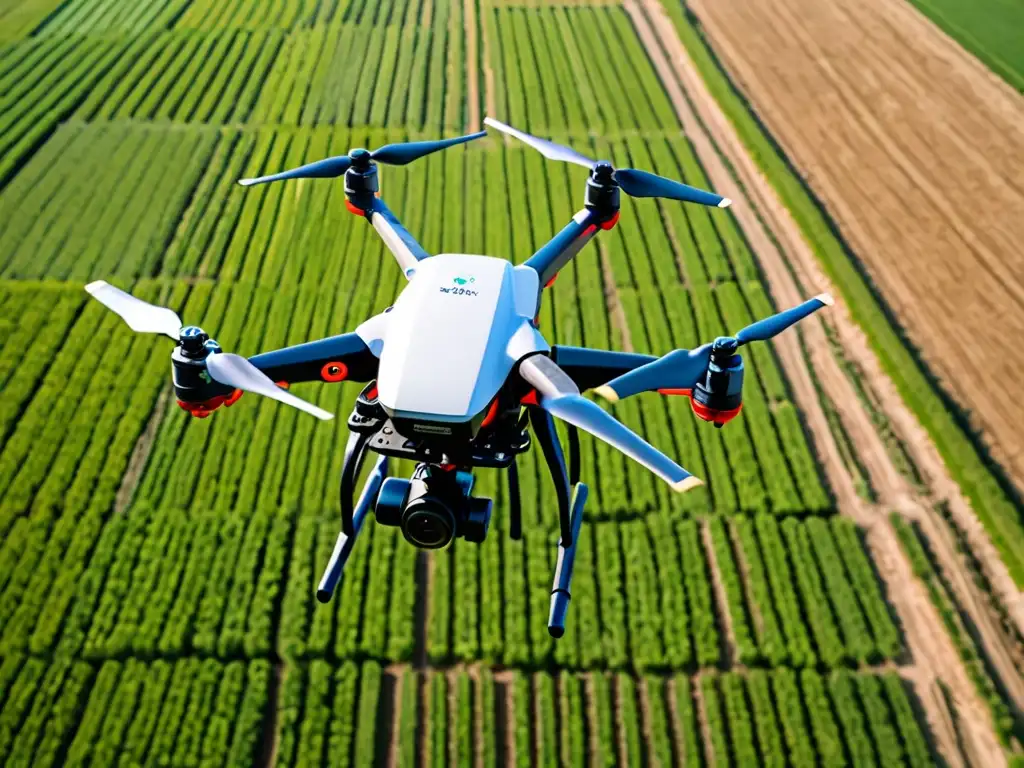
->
{"left": 375, "top": 464, "right": 492, "bottom": 548}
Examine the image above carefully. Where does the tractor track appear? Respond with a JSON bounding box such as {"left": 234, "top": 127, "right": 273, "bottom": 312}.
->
{"left": 627, "top": 1, "right": 1015, "bottom": 763}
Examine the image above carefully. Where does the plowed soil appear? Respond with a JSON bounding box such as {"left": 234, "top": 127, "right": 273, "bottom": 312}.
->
{"left": 684, "top": 0, "right": 1024, "bottom": 490}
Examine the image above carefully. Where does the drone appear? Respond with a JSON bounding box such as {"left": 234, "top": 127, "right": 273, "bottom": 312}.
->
{"left": 85, "top": 118, "right": 832, "bottom": 638}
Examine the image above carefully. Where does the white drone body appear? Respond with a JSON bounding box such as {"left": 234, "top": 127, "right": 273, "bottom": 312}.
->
{"left": 356, "top": 254, "right": 548, "bottom": 423}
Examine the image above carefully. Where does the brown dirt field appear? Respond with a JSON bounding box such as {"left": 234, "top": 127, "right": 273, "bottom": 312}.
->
{"left": 627, "top": 0, "right": 1014, "bottom": 762}
{"left": 683, "top": 0, "right": 1024, "bottom": 490}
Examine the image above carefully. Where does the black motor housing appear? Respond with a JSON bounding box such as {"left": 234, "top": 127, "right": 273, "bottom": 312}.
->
{"left": 170, "top": 328, "right": 231, "bottom": 403}
{"left": 375, "top": 464, "right": 492, "bottom": 548}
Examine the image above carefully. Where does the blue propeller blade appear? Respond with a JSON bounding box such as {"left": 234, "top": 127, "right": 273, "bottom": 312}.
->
{"left": 238, "top": 155, "right": 352, "bottom": 186}
{"left": 595, "top": 294, "right": 834, "bottom": 402}
{"left": 238, "top": 131, "right": 486, "bottom": 187}
{"left": 594, "top": 345, "right": 712, "bottom": 402}
{"left": 371, "top": 131, "right": 486, "bottom": 165}
{"left": 483, "top": 118, "right": 731, "bottom": 208}
{"left": 614, "top": 168, "right": 731, "bottom": 208}
{"left": 735, "top": 293, "right": 833, "bottom": 345}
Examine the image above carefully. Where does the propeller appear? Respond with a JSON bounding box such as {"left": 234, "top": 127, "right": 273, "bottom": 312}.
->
{"left": 519, "top": 354, "right": 702, "bottom": 492}
{"left": 484, "top": 117, "right": 731, "bottom": 209}
{"left": 84, "top": 281, "right": 333, "bottom": 421}
{"left": 595, "top": 293, "right": 834, "bottom": 402}
{"left": 85, "top": 280, "right": 183, "bottom": 340}
{"left": 237, "top": 131, "right": 487, "bottom": 187}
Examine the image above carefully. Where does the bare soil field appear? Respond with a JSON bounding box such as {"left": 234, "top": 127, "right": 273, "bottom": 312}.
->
{"left": 683, "top": 0, "right": 1024, "bottom": 492}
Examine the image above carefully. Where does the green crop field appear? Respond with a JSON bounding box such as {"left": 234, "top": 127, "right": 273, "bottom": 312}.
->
{"left": 0, "top": 0, "right": 972, "bottom": 764}
{"left": 897, "top": 0, "right": 1024, "bottom": 92}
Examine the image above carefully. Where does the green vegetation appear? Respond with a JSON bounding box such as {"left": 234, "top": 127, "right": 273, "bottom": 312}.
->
{"left": 901, "top": 0, "right": 1024, "bottom": 91}
{"left": 0, "top": 0, "right": 955, "bottom": 763}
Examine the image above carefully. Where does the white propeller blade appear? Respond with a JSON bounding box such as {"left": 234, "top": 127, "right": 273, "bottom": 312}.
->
{"left": 85, "top": 280, "right": 182, "bottom": 340}
{"left": 484, "top": 117, "right": 596, "bottom": 169}
{"left": 206, "top": 353, "right": 334, "bottom": 421}
{"left": 519, "top": 354, "right": 702, "bottom": 492}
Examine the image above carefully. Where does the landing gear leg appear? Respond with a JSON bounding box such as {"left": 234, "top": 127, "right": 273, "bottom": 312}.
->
{"left": 317, "top": 453, "right": 388, "bottom": 603}
{"left": 547, "top": 482, "right": 588, "bottom": 638}
{"left": 508, "top": 458, "right": 522, "bottom": 541}
{"left": 339, "top": 431, "right": 370, "bottom": 536}
{"left": 529, "top": 406, "right": 573, "bottom": 546}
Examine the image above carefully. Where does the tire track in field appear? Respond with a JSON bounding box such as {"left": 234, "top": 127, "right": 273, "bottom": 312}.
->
{"left": 626, "top": 2, "right": 1008, "bottom": 763}
{"left": 114, "top": 388, "right": 170, "bottom": 514}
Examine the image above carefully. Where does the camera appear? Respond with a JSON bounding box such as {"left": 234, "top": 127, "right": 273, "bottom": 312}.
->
{"left": 375, "top": 463, "right": 492, "bottom": 548}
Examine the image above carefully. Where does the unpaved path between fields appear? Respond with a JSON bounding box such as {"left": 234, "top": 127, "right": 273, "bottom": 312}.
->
{"left": 415, "top": 551, "right": 432, "bottom": 767}
{"left": 600, "top": 247, "right": 634, "bottom": 353}
{"left": 493, "top": 669, "right": 516, "bottom": 766}
{"left": 699, "top": 518, "right": 737, "bottom": 667}
{"left": 114, "top": 387, "right": 169, "bottom": 514}
{"left": 385, "top": 665, "right": 403, "bottom": 768}
{"left": 627, "top": 1, "right": 1009, "bottom": 763}
{"left": 255, "top": 662, "right": 285, "bottom": 768}
{"left": 630, "top": 0, "right": 1024, "bottom": 701}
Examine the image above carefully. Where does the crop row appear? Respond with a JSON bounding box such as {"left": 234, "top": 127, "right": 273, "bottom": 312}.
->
{"left": 482, "top": 668, "right": 933, "bottom": 768}
{"left": 36, "top": 0, "right": 189, "bottom": 36}
{"left": 0, "top": 655, "right": 269, "bottom": 768}
{"left": 428, "top": 513, "right": 898, "bottom": 671}
{"left": 490, "top": 5, "right": 678, "bottom": 135}
{"left": 891, "top": 514, "right": 1023, "bottom": 750}
{"left": 712, "top": 514, "right": 902, "bottom": 667}
{"left": 249, "top": 5, "right": 461, "bottom": 130}
{"left": 0, "top": 34, "right": 136, "bottom": 186}
{"left": 1, "top": 120, "right": 829, "bottom": 517}
{"left": 176, "top": 0, "right": 348, "bottom": 30}
{"left": 0, "top": 281, "right": 190, "bottom": 655}
{"left": 0, "top": 485, "right": 891, "bottom": 673}
{"left": 0, "top": 123, "right": 219, "bottom": 281}
{"left": 274, "top": 659, "right": 385, "bottom": 767}
{"left": 77, "top": 30, "right": 284, "bottom": 125}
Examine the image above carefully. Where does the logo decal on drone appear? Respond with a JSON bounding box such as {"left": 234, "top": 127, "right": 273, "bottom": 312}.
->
{"left": 440, "top": 275, "right": 478, "bottom": 297}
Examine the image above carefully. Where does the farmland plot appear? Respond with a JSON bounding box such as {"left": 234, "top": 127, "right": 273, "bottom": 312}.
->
{"left": 0, "top": 0, "right": 986, "bottom": 764}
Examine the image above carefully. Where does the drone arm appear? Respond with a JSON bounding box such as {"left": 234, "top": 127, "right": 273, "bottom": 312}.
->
{"left": 247, "top": 332, "right": 379, "bottom": 385}
{"left": 526, "top": 209, "right": 613, "bottom": 288}
{"left": 352, "top": 197, "right": 430, "bottom": 276}
{"left": 549, "top": 345, "right": 658, "bottom": 392}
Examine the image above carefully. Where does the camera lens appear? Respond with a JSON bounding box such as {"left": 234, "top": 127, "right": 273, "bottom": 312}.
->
{"left": 402, "top": 496, "right": 456, "bottom": 549}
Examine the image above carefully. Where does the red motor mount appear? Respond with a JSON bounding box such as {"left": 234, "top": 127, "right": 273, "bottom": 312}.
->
{"left": 657, "top": 388, "right": 743, "bottom": 428}
{"left": 177, "top": 388, "right": 243, "bottom": 418}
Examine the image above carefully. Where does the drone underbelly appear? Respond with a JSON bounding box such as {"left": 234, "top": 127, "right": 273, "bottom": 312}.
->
{"left": 375, "top": 254, "right": 540, "bottom": 422}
